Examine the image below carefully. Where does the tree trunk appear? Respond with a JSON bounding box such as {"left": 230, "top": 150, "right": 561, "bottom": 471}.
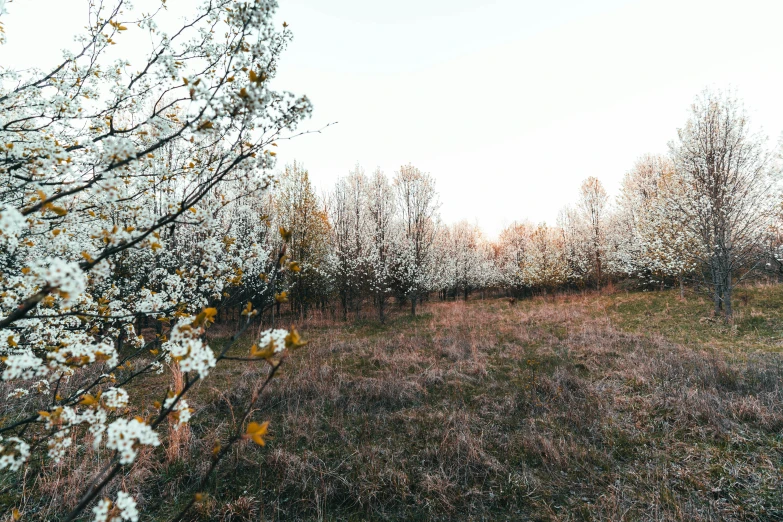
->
{"left": 724, "top": 271, "right": 733, "bottom": 320}
{"left": 679, "top": 274, "right": 685, "bottom": 299}
{"left": 596, "top": 251, "right": 602, "bottom": 290}
{"left": 713, "top": 284, "right": 723, "bottom": 316}
{"left": 155, "top": 318, "right": 163, "bottom": 349}
{"left": 464, "top": 287, "right": 469, "bottom": 301}
{"left": 410, "top": 296, "right": 416, "bottom": 317}
{"left": 378, "top": 296, "right": 385, "bottom": 324}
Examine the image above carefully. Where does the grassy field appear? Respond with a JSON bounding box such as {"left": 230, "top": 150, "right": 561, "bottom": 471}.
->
{"left": 12, "top": 285, "right": 783, "bottom": 521}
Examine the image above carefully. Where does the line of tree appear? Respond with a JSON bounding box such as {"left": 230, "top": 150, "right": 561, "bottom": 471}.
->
{"left": 245, "top": 91, "right": 782, "bottom": 323}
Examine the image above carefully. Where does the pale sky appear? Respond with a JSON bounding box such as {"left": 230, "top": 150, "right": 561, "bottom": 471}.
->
{"left": 4, "top": 0, "right": 783, "bottom": 237}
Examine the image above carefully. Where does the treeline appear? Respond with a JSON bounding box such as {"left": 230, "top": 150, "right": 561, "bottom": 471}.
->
{"left": 221, "top": 91, "right": 781, "bottom": 322}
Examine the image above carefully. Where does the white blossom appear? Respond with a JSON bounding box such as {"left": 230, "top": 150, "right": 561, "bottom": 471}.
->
{"left": 105, "top": 418, "right": 160, "bottom": 465}
{"left": 0, "top": 436, "right": 30, "bottom": 471}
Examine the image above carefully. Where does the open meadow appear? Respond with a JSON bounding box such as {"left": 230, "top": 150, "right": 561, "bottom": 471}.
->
{"left": 9, "top": 285, "right": 781, "bottom": 521}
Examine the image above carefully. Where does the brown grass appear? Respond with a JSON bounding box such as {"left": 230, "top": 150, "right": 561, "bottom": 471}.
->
{"left": 4, "top": 288, "right": 783, "bottom": 521}
{"left": 165, "top": 291, "right": 783, "bottom": 520}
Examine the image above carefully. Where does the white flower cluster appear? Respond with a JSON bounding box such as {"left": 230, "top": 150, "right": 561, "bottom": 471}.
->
{"left": 7, "top": 388, "right": 29, "bottom": 399}
{"left": 0, "top": 436, "right": 30, "bottom": 471}
{"left": 1, "top": 349, "right": 47, "bottom": 380}
{"left": 47, "top": 338, "right": 118, "bottom": 374}
{"left": 258, "top": 328, "right": 288, "bottom": 354}
{"left": 37, "top": 258, "right": 87, "bottom": 304}
{"left": 0, "top": 206, "right": 25, "bottom": 244}
{"left": 47, "top": 430, "right": 73, "bottom": 462}
{"left": 92, "top": 491, "right": 139, "bottom": 522}
{"left": 102, "top": 137, "right": 137, "bottom": 163}
{"left": 105, "top": 418, "right": 160, "bottom": 465}
{"left": 38, "top": 405, "right": 110, "bottom": 459}
{"left": 163, "top": 319, "right": 216, "bottom": 378}
{"left": 102, "top": 388, "right": 129, "bottom": 409}
{"left": 163, "top": 396, "right": 192, "bottom": 427}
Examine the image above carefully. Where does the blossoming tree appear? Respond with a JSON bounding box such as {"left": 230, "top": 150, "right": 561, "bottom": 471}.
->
{"left": 0, "top": 0, "right": 312, "bottom": 519}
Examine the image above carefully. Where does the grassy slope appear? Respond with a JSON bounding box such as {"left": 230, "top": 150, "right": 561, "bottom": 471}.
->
{"left": 147, "top": 286, "right": 783, "bottom": 521}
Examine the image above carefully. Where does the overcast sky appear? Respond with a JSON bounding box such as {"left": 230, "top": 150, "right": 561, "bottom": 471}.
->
{"left": 4, "top": 0, "right": 783, "bottom": 236}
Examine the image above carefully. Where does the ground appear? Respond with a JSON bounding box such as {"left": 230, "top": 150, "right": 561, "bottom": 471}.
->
{"left": 11, "top": 285, "right": 783, "bottom": 521}
{"left": 164, "top": 285, "right": 783, "bottom": 521}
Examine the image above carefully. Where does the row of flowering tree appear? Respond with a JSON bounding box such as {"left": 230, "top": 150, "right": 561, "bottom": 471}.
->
{"left": 252, "top": 89, "right": 782, "bottom": 323}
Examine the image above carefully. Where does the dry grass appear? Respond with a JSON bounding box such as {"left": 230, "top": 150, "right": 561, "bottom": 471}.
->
{"left": 4, "top": 287, "right": 783, "bottom": 521}
{"left": 163, "top": 288, "right": 783, "bottom": 520}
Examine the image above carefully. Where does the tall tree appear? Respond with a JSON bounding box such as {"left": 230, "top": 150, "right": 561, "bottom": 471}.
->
{"left": 497, "top": 221, "right": 534, "bottom": 296}
{"left": 577, "top": 177, "right": 609, "bottom": 289}
{"left": 612, "top": 154, "right": 700, "bottom": 295}
{"left": 327, "top": 165, "right": 371, "bottom": 319}
{"left": 669, "top": 90, "right": 778, "bottom": 319}
{"left": 275, "top": 162, "right": 331, "bottom": 318}
{"left": 522, "top": 223, "right": 571, "bottom": 294}
{"left": 365, "top": 167, "right": 397, "bottom": 323}
{"left": 393, "top": 164, "right": 439, "bottom": 316}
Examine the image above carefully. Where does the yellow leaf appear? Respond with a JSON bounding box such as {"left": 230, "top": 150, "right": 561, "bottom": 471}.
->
{"left": 7, "top": 335, "right": 18, "bottom": 347}
{"left": 250, "top": 343, "right": 274, "bottom": 359}
{"left": 274, "top": 292, "right": 288, "bottom": 304}
{"left": 285, "top": 328, "right": 307, "bottom": 350}
{"left": 245, "top": 421, "right": 270, "bottom": 446}
{"left": 241, "top": 301, "right": 256, "bottom": 316}
{"left": 288, "top": 261, "right": 301, "bottom": 273}
{"left": 21, "top": 267, "right": 31, "bottom": 275}
{"left": 279, "top": 226, "right": 292, "bottom": 242}
{"left": 192, "top": 307, "right": 218, "bottom": 327}
{"left": 79, "top": 394, "right": 99, "bottom": 407}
